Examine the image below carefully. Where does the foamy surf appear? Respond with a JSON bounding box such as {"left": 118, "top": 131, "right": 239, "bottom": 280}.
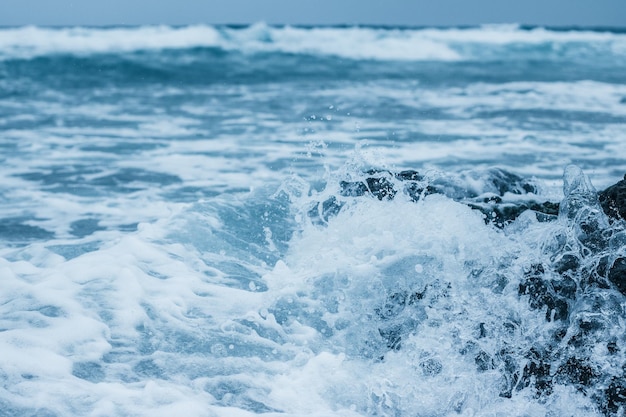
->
{"left": 0, "top": 23, "right": 625, "bottom": 61}
{"left": 1, "top": 23, "right": 626, "bottom": 416}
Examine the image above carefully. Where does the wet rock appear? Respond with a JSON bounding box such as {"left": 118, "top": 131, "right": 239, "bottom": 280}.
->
{"left": 608, "top": 257, "right": 626, "bottom": 296}
{"left": 373, "top": 288, "right": 427, "bottom": 354}
{"left": 552, "top": 276, "right": 577, "bottom": 299}
{"left": 602, "top": 376, "right": 626, "bottom": 416}
{"left": 518, "top": 264, "right": 571, "bottom": 322}
{"left": 317, "top": 168, "right": 560, "bottom": 227}
{"left": 599, "top": 174, "right": 626, "bottom": 221}
{"left": 520, "top": 348, "right": 553, "bottom": 397}
{"left": 560, "top": 165, "right": 610, "bottom": 252}
{"left": 555, "top": 357, "right": 598, "bottom": 387}
{"left": 339, "top": 170, "right": 397, "bottom": 200}
{"left": 339, "top": 169, "right": 433, "bottom": 202}
{"left": 498, "top": 353, "right": 520, "bottom": 399}
{"left": 552, "top": 253, "right": 580, "bottom": 275}
{"left": 475, "top": 350, "right": 494, "bottom": 372}
{"left": 308, "top": 196, "right": 343, "bottom": 225}
{"left": 395, "top": 170, "right": 422, "bottom": 181}
{"left": 468, "top": 200, "right": 559, "bottom": 227}
{"left": 485, "top": 168, "right": 537, "bottom": 195}
{"left": 319, "top": 167, "right": 626, "bottom": 230}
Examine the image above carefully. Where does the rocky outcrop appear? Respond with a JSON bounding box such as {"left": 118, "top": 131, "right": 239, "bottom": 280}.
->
{"left": 310, "top": 166, "right": 626, "bottom": 415}
{"left": 310, "top": 167, "right": 626, "bottom": 228}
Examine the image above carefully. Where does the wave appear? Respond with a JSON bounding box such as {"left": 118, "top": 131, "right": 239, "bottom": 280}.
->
{"left": 2, "top": 161, "right": 626, "bottom": 415}
{"left": 0, "top": 23, "right": 625, "bottom": 61}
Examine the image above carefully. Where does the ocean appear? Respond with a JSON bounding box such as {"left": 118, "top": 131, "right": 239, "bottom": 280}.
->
{"left": 1, "top": 23, "right": 626, "bottom": 416}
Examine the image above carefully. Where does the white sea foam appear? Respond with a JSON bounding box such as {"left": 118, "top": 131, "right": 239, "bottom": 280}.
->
{"left": 0, "top": 25, "right": 222, "bottom": 58}
{"left": 0, "top": 178, "right": 604, "bottom": 416}
{"left": 0, "top": 23, "right": 624, "bottom": 61}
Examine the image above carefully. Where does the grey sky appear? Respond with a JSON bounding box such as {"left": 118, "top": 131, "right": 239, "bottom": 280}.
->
{"left": 1, "top": 0, "right": 625, "bottom": 27}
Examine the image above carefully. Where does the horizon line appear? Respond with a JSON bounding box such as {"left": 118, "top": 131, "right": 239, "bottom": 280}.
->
{"left": 1, "top": 22, "right": 625, "bottom": 31}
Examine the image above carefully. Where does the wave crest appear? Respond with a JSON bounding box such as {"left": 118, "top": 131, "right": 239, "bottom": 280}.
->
{"left": 1, "top": 23, "right": 624, "bottom": 61}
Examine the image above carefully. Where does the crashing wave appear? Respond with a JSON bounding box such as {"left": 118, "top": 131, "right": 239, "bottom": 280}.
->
{"left": 301, "top": 165, "right": 626, "bottom": 415}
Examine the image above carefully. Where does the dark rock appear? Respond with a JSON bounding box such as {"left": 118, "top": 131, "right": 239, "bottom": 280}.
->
{"left": 599, "top": 174, "right": 626, "bottom": 221}
{"left": 395, "top": 170, "right": 422, "bottom": 181}
{"left": 553, "top": 254, "right": 580, "bottom": 275}
{"left": 403, "top": 183, "right": 438, "bottom": 202}
{"left": 595, "top": 255, "right": 615, "bottom": 289}
{"left": 468, "top": 200, "right": 559, "bottom": 227}
{"left": 332, "top": 168, "right": 559, "bottom": 228}
{"left": 365, "top": 177, "right": 396, "bottom": 200}
{"left": 608, "top": 257, "right": 626, "bottom": 296}
{"left": 568, "top": 318, "right": 607, "bottom": 349}
{"left": 552, "top": 326, "right": 568, "bottom": 342}
{"left": 519, "top": 264, "right": 547, "bottom": 300}
{"left": 486, "top": 168, "right": 537, "bottom": 195}
{"left": 555, "top": 357, "right": 598, "bottom": 387}
{"left": 339, "top": 180, "right": 369, "bottom": 197}
{"left": 324, "top": 169, "right": 626, "bottom": 229}
{"left": 552, "top": 276, "right": 577, "bottom": 299}
{"left": 578, "top": 318, "right": 605, "bottom": 334}
{"left": 520, "top": 349, "right": 553, "bottom": 397}
{"left": 499, "top": 354, "right": 520, "bottom": 399}
{"left": 478, "top": 322, "right": 487, "bottom": 338}
{"left": 339, "top": 169, "right": 398, "bottom": 200}
{"left": 602, "top": 376, "right": 626, "bottom": 416}
{"left": 308, "top": 196, "right": 344, "bottom": 225}
{"left": 475, "top": 350, "right": 493, "bottom": 372}
{"left": 339, "top": 177, "right": 396, "bottom": 200}
{"left": 519, "top": 265, "right": 571, "bottom": 322}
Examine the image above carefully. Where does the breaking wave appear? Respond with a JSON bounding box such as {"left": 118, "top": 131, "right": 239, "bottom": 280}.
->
{"left": 1, "top": 23, "right": 625, "bottom": 61}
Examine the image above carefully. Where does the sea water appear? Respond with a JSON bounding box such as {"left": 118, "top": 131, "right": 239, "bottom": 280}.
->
{"left": 1, "top": 23, "right": 626, "bottom": 416}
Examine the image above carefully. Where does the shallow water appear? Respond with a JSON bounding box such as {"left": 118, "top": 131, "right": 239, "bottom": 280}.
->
{"left": 1, "top": 23, "right": 626, "bottom": 416}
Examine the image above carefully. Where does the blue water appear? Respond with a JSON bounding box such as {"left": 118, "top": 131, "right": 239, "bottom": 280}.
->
{"left": 1, "top": 23, "right": 626, "bottom": 416}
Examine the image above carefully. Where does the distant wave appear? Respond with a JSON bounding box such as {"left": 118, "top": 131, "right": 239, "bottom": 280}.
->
{"left": 0, "top": 23, "right": 625, "bottom": 61}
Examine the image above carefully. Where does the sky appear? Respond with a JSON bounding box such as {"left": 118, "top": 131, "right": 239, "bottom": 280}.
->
{"left": 1, "top": 0, "right": 625, "bottom": 27}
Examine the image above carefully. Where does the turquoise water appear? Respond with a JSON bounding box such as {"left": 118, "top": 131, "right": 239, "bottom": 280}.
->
{"left": 1, "top": 23, "right": 626, "bottom": 416}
